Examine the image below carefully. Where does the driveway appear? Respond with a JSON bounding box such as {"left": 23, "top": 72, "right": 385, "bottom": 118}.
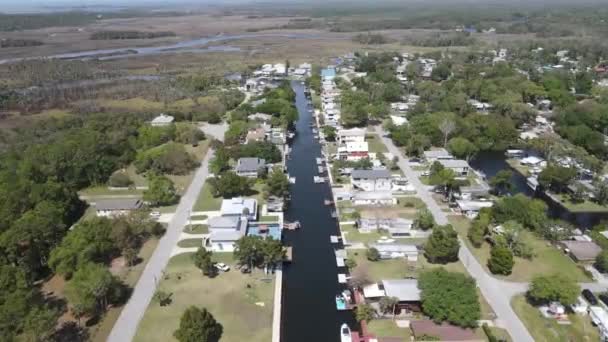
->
{"left": 375, "top": 126, "right": 535, "bottom": 342}
{"left": 107, "top": 149, "right": 215, "bottom": 342}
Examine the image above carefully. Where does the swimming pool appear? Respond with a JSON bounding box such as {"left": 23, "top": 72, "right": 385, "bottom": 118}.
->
{"left": 247, "top": 223, "right": 281, "bottom": 240}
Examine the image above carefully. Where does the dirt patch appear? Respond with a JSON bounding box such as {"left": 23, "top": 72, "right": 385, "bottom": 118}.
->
{"left": 110, "top": 256, "right": 127, "bottom": 276}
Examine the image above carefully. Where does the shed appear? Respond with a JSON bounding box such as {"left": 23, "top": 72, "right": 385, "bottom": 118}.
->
{"left": 559, "top": 240, "right": 602, "bottom": 262}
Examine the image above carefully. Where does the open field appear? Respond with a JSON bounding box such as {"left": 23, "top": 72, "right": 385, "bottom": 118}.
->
{"left": 366, "top": 134, "right": 389, "bottom": 153}
{"left": 367, "top": 320, "right": 410, "bottom": 341}
{"left": 450, "top": 216, "right": 592, "bottom": 282}
{"left": 134, "top": 252, "right": 274, "bottom": 342}
{"left": 511, "top": 295, "right": 599, "bottom": 342}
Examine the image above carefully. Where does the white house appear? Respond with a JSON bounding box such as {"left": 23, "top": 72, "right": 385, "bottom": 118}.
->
{"left": 150, "top": 113, "right": 174, "bottom": 127}
{"left": 352, "top": 191, "right": 396, "bottom": 206}
{"left": 364, "top": 279, "right": 421, "bottom": 303}
{"left": 95, "top": 198, "right": 143, "bottom": 217}
{"left": 423, "top": 148, "right": 453, "bottom": 163}
{"left": 351, "top": 169, "right": 393, "bottom": 192}
{"left": 456, "top": 200, "right": 493, "bottom": 219}
{"left": 357, "top": 217, "right": 414, "bottom": 237}
{"left": 338, "top": 141, "right": 369, "bottom": 161}
{"left": 220, "top": 197, "right": 258, "bottom": 221}
{"left": 438, "top": 159, "right": 470, "bottom": 177}
{"left": 207, "top": 215, "right": 247, "bottom": 252}
{"left": 337, "top": 128, "right": 366, "bottom": 144}
{"left": 369, "top": 243, "right": 419, "bottom": 261}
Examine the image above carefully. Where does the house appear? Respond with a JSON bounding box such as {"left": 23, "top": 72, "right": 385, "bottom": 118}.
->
{"left": 338, "top": 141, "right": 369, "bottom": 161}
{"left": 207, "top": 215, "right": 247, "bottom": 252}
{"left": 352, "top": 191, "right": 396, "bottom": 206}
{"left": 559, "top": 240, "right": 602, "bottom": 262}
{"left": 245, "top": 127, "right": 266, "bottom": 143}
{"left": 95, "top": 198, "right": 143, "bottom": 217}
{"left": 337, "top": 128, "right": 366, "bottom": 144}
{"left": 249, "top": 112, "right": 273, "bottom": 122}
{"left": 321, "top": 68, "right": 336, "bottom": 80}
{"left": 590, "top": 306, "right": 608, "bottom": 341}
{"left": 438, "top": 159, "right": 470, "bottom": 177}
{"left": 235, "top": 158, "right": 266, "bottom": 178}
{"left": 269, "top": 128, "right": 286, "bottom": 145}
{"left": 351, "top": 169, "right": 393, "bottom": 192}
{"left": 357, "top": 217, "right": 414, "bottom": 237}
{"left": 220, "top": 197, "right": 258, "bottom": 220}
{"left": 456, "top": 200, "right": 493, "bottom": 218}
{"left": 458, "top": 183, "right": 490, "bottom": 200}
{"left": 369, "top": 243, "right": 419, "bottom": 261}
{"left": 520, "top": 156, "right": 544, "bottom": 166}
{"left": 364, "top": 279, "right": 422, "bottom": 311}
{"left": 411, "top": 321, "right": 483, "bottom": 342}
{"left": 423, "top": 148, "right": 453, "bottom": 163}
{"left": 150, "top": 113, "right": 174, "bottom": 127}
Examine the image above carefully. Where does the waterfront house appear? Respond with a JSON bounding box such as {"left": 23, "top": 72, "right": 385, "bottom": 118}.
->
{"left": 357, "top": 217, "right": 414, "bottom": 237}
{"left": 369, "top": 243, "right": 419, "bottom": 261}
{"left": 352, "top": 191, "right": 396, "bottom": 206}
{"left": 337, "top": 128, "right": 366, "bottom": 144}
{"left": 520, "top": 156, "right": 544, "bottom": 166}
{"left": 438, "top": 159, "right": 470, "bottom": 177}
{"left": 150, "top": 113, "right": 174, "bottom": 127}
{"left": 337, "top": 141, "right": 369, "bottom": 161}
{"left": 207, "top": 215, "right": 247, "bottom": 252}
{"left": 363, "top": 279, "right": 421, "bottom": 311}
{"left": 458, "top": 183, "right": 491, "bottom": 200}
{"left": 245, "top": 127, "right": 267, "bottom": 143}
{"left": 423, "top": 148, "right": 453, "bottom": 163}
{"left": 220, "top": 197, "right": 258, "bottom": 221}
{"left": 351, "top": 169, "right": 393, "bottom": 192}
{"left": 455, "top": 200, "right": 493, "bottom": 218}
{"left": 248, "top": 112, "right": 273, "bottom": 122}
{"left": 235, "top": 158, "right": 266, "bottom": 178}
{"left": 95, "top": 198, "right": 143, "bottom": 217}
{"left": 270, "top": 128, "right": 287, "bottom": 145}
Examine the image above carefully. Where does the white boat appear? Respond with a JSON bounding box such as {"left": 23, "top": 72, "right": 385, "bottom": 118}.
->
{"left": 340, "top": 323, "right": 352, "bottom": 342}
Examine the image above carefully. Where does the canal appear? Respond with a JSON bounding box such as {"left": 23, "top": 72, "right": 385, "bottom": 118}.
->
{"left": 471, "top": 151, "right": 608, "bottom": 228}
{"left": 281, "top": 81, "right": 357, "bottom": 341}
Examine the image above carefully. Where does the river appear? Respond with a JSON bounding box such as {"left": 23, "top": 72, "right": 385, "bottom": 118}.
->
{"left": 471, "top": 151, "right": 608, "bottom": 228}
{"left": 281, "top": 81, "right": 357, "bottom": 341}
{"left": 0, "top": 33, "right": 326, "bottom": 64}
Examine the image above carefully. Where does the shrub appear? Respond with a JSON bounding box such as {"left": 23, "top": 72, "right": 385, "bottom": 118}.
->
{"left": 108, "top": 172, "right": 133, "bottom": 187}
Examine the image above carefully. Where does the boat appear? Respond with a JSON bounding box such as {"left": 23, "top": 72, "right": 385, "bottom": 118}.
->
{"left": 314, "top": 176, "right": 325, "bottom": 183}
{"left": 335, "top": 295, "right": 347, "bottom": 310}
{"left": 324, "top": 199, "right": 334, "bottom": 205}
{"left": 331, "top": 210, "right": 337, "bottom": 218}
{"left": 340, "top": 323, "right": 352, "bottom": 342}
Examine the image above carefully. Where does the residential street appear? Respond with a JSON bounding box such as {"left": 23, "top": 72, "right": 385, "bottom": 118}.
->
{"left": 107, "top": 149, "right": 215, "bottom": 342}
{"left": 375, "top": 126, "right": 535, "bottom": 342}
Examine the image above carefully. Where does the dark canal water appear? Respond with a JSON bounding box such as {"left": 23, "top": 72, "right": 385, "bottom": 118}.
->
{"left": 281, "top": 81, "right": 357, "bottom": 341}
{"left": 471, "top": 151, "right": 608, "bottom": 228}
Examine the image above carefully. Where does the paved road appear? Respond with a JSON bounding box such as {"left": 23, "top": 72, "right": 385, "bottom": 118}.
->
{"left": 376, "top": 127, "right": 535, "bottom": 342}
{"left": 107, "top": 149, "right": 215, "bottom": 342}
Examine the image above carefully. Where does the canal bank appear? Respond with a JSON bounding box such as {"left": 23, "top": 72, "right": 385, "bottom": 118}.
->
{"left": 470, "top": 151, "right": 608, "bottom": 228}
{"left": 281, "top": 81, "right": 357, "bottom": 342}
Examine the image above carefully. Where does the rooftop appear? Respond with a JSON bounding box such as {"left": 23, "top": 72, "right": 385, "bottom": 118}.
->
{"left": 338, "top": 128, "right": 366, "bottom": 137}
{"left": 382, "top": 279, "right": 421, "bottom": 302}
{"left": 439, "top": 159, "right": 470, "bottom": 169}
{"left": 220, "top": 197, "right": 257, "bottom": 217}
{"left": 560, "top": 240, "right": 602, "bottom": 261}
{"left": 351, "top": 169, "right": 392, "bottom": 180}
{"left": 235, "top": 157, "right": 266, "bottom": 173}
{"left": 95, "top": 198, "right": 142, "bottom": 211}
{"left": 151, "top": 113, "right": 174, "bottom": 125}
{"left": 423, "top": 148, "right": 452, "bottom": 159}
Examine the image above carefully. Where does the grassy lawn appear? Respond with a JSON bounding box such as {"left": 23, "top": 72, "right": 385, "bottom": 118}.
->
{"left": 193, "top": 180, "right": 222, "bottom": 211}
{"left": 489, "top": 327, "right": 512, "bottom": 342}
{"left": 367, "top": 319, "right": 410, "bottom": 341}
{"left": 189, "top": 215, "right": 208, "bottom": 220}
{"left": 449, "top": 216, "right": 591, "bottom": 282}
{"left": 419, "top": 175, "right": 430, "bottom": 185}
{"left": 177, "top": 238, "right": 203, "bottom": 248}
{"left": 366, "top": 134, "right": 389, "bottom": 153}
{"left": 185, "top": 224, "right": 209, "bottom": 234}
{"left": 79, "top": 186, "right": 143, "bottom": 197}
{"left": 260, "top": 215, "right": 279, "bottom": 222}
{"left": 553, "top": 193, "right": 608, "bottom": 213}
{"left": 342, "top": 224, "right": 384, "bottom": 245}
{"left": 134, "top": 252, "right": 274, "bottom": 342}
{"left": 511, "top": 295, "right": 599, "bottom": 342}
{"left": 505, "top": 159, "right": 530, "bottom": 177}
{"left": 90, "top": 238, "right": 159, "bottom": 342}
{"left": 396, "top": 197, "right": 426, "bottom": 210}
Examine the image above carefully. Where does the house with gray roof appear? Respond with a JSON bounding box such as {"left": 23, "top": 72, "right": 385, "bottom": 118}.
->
{"left": 235, "top": 158, "right": 266, "bottom": 178}
{"left": 95, "top": 198, "right": 143, "bottom": 217}
{"left": 220, "top": 197, "right": 258, "bottom": 220}
{"left": 438, "top": 159, "right": 470, "bottom": 177}
{"left": 351, "top": 169, "right": 393, "bottom": 192}
{"left": 208, "top": 215, "right": 248, "bottom": 252}
{"left": 423, "top": 148, "right": 453, "bottom": 163}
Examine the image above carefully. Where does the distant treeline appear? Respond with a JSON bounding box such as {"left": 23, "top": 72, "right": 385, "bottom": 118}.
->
{"left": 0, "top": 38, "right": 43, "bottom": 48}
{"left": 90, "top": 30, "right": 177, "bottom": 40}
{"left": 352, "top": 33, "right": 389, "bottom": 45}
{"left": 402, "top": 32, "right": 475, "bottom": 47}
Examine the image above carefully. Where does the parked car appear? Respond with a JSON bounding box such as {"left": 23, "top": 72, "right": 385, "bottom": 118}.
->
{"left": 582, "top": 289, "right": 598, "bottom": 305}
{"left": 149, "top": 211, "right": 161, "bottom": 218}
{"left": 240, "top": 265, "right": 251, "bottom": 274}
{"left": 214, "top": 263, "right": 230, "bottom": 272}
{"left": 599, "top": 293, "right": 608, "bottom": 307}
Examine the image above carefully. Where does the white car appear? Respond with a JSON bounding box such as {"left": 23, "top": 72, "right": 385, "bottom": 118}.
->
{"left": 149, "top": 211, "right": 161, "bottom": 218}
{"left": 214, "top": 263, "right": 230, "bottom": 272}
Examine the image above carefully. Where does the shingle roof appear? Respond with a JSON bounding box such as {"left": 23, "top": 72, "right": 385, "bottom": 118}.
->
{"left": 95, "top": 198, "right": 142, "bottom": 211}
{"left": 235, "top": 158, "right": 266, "bottom": 173}
{"left": 351, "top": 169, "right": 392, "bottom": 180}
{"left": 439, "top": 159, "right": 470, "bottom": 168}
{"left": 381, "top": 279, "right": 421, "bottom": 301}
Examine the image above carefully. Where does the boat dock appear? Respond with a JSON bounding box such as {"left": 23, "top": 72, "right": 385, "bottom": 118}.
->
{"left": 284, "top": 247, "right": 293, "bottom": 262}
{"left": 316, "top": 157, "right": 325, "bottom": 165}
{"left": 283, "top": 221, "right": 301, "bottom": 230}
{"left": 330, "top": 235, "right": 341, "bottom": 243}
{"left": 336, "top": 257, "right": 345, "bottom": 267}
{"left": 337, "top": 273, "right": 347, "bottom": 284}
{"left": 318, "top": 166, "right": 325, "bottom": 174}
{"left": 314, "top": 176, "right": 326, "bottom": 183}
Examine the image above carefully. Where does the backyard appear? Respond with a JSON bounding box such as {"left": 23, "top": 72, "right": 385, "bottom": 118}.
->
{"left": 450, "top": 216, "right": 592, "bottom": 282}
{"left": 134, "top": 252, "right": 275, "bottom": 342}
{"left": 511, "top": 295, "right": 599, "bottom": 342}
{"left": 366, "top": 134, "right": 389, "bottom": 154}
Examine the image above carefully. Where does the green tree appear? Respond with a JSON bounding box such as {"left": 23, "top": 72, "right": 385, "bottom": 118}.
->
{"left": 414, "top": 208, "right": 435, "bottom": 231}
{"left": 135, "top": 142, "right": 197, "bottom": 175}
{"left": 574, "top": 72, "right": 593, "bottom": 94}
{"left": 596, "top": 250, "right": 608, "bottom": 273}
{"left": 527, "top": 274, "right": 580, "bottom": 306}
{"left": 492, "top": 194, "right": 548, "bottom": 231}
{"left": 538, "top": 164, "right": 576, "bottom": 193}
{"left": 192, "top": 247, "right": 216, "bottom": 277}
{"left": 419, "top": 268, "right": 480, "bottom": 328}
{"left": 262, "top": 237, "right": 285, "bottom": 269}
{"left": 207, "top": 172, "right": 252, "bottom": 198}
{"left": 379, "top": 296, "right": 399, "bottom": 315}
{"left": 108, "top": 172, "right": 133, "bottom": 188}
{"left": 489, "top": 169, "right": 513, "bottom": 195}
{"left": 429, "top": 168, "right": 457, "bottom": 198}
{"left": 144, "top": 174, "right": 179, "bottom": 206}
{"left": 22, "top": 306, "right": 59, "bottom": 342}
{"left": 233, "top": 236, "right": 264, "bottom": 269}
{"left": 468, "top": 211, "right": 490, "bottom": 248}
{"left": 175, "top": 123, "right": 205, "bottom": 145}
{"left": 209, "top": 147, "right": 230, "bottom": 175}
{"left": 65, "top": 262, "right": 124, "bottom": 317}
{"left": 488, "top": 245, "right": 514, "bottom": 275}
{"left": 322, "top": 126, "right": 337, "bottom": 141}
{"left": 424, "top": 224, "right": 460, "bottom": 264}
{"left": 355, "top": 303, "right": 376, "bottom": 323}
{"left": 595, "top": 181, "right": 608, "bottom": 205}
{"left": 174, "top": 306, "right": 223, "bottom": 342}
{"left": 431, "top": 63, "right": 451, "bottom": 82}
{"left": 447, "top": 137, "right": 478, "bottom": 161}
{"left": 265, "top": 167, "right": 290, "bottom": 198}
{"left": 366, "top": 247, "right": 381, "bottom": 261}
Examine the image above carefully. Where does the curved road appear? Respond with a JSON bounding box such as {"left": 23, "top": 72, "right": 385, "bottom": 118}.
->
{"left": 375, "top": 127, "right": 535, "bottom": 342}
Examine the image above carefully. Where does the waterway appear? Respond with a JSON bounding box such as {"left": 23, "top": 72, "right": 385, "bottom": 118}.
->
{"left": 0, "top": 33, "right": 326, "bottom": 64}
{"left": 471, "top": 151, "right": 608, "bottom": 228}
{"left": 281, "top": 80, "right": 357, "bottom": 341}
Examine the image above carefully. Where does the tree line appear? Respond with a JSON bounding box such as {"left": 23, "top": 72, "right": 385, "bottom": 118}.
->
{"left": 90, "top": 30, "right": 177, "bottom": 40}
